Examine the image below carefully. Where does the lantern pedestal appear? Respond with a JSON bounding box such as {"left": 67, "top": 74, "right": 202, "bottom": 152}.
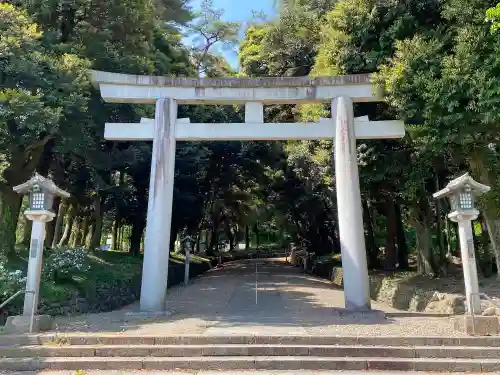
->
{"left": 181, "top": 235, "right": 193, "bottom": 287}
{"left": 449, "top": 211, "right": 481, "bottom": 314}
{"left": 23, "top": 211, "right": 55, "bottom": 318}
{"left": 184, "top": 249, "right": 190, "bottom": 286}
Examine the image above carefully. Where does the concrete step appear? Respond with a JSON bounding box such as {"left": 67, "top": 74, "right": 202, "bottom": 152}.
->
{"left": 2, "top": 335, "right": 499, "bottom": 347}
{"left": 0, "top": 356, "right": 499, "bottom": 372}
{"left": 1, "top": 344, "right": 499, "bottom": 358}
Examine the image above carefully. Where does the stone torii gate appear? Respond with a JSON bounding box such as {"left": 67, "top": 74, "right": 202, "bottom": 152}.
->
{"left": 91, "top": 71, "right": 405, "bottom": 313}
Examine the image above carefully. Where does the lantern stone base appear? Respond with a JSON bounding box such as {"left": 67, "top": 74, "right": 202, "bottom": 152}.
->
{"left": 4, "top": 315, "right": 53, "bottom": 334}
{"left": 454, "top": 315, "right": 500, "bottom": 335}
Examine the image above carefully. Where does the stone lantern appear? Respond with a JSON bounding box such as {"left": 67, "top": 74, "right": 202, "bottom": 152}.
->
{"left": 181, "top": 235, "right": 194, "bottom": 286}
{"left": 6, "top": 173, "right": 70, "bottom": 333}
{"left": 433, "top": 173, "right": 490, "bottom": 314}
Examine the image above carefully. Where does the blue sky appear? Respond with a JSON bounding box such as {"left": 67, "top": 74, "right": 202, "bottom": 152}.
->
{"left": 185, "top": 0, "right": 276, "bottom": 69}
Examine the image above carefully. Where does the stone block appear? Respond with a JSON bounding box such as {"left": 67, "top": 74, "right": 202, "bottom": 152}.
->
{"left": 4, "top": 315, "right": 52, "bottom": 333}
{"left": 95, "top": 347, "right": 150, "bottom": 357}
{"left": 124, "top": 309, "right": 174, "bottom": 318}
{"left": 454, "top": 315, "right": 500, "bottom": 335}
{"left": 366, "top": 359, "right": 413, "bottom": 371}
{"left": 482, "top": 306, "right": 500, "bottom": 316}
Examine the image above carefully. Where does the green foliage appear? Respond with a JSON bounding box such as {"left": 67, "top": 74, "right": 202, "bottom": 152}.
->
{"left": 487, "top": 3, "right": 500, "bottom": 32}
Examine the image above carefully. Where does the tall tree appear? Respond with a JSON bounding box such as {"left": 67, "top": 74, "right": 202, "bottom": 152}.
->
{"left": 0, "top": 3, "right": 89, "bottom": 256}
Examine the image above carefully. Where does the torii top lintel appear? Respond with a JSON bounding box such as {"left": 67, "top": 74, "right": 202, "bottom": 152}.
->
{"left": 90, "top": 70, "right": 381, "bottom": 104}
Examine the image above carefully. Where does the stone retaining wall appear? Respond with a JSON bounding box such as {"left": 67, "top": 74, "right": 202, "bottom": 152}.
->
{"left": 290, "top": 253, "right": 466, "bottom": 315}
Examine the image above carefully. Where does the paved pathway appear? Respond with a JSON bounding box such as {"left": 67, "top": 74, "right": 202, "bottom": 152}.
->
{"left": 50, "top": 258, "right": 463, "bottom": 337}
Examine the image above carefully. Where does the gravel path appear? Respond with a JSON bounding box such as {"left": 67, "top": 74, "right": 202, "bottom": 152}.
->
{"left": 48, "top": 258, "right": 464, "bottom": 337}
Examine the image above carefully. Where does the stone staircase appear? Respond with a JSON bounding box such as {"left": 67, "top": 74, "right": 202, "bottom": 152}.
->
{"left": 1, "top": 334, "right": 500, "bottom": 372}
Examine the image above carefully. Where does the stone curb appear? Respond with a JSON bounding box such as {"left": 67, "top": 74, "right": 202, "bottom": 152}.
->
{"left": 1, "top": 344, "right": 499, "bottom": 359}
{"left": 3, "top": 335, "right": 500, "bottom": 347}
{"left": 0, "top": 356, "right": 499, "bottom": 372}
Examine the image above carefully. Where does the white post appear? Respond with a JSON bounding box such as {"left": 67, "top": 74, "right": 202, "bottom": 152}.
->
{"left": 23, "top": 220, "right": 47, "bottom": 316}
{"left": 333, "top": 96, "right": 371, "bottom": 310}
{"left": 140, "top": 97, "right": 177, "bottom": 312}
{"left": 456, "top": 218, "right": 481, "bottom": 313}
{"left": 184, "top": 249, "right": 190, "bottom": 286}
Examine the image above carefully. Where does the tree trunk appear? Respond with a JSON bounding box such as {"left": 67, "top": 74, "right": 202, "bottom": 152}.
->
{"left": 85, "top": 224, "right": 93, "bottom": 249}
{"left": 21, "top": 216, "right": 32, "bottom": 247}
{"left": 208, "top": 223, "right": 218, "bottom": 254}
{"left": 0, "top": 188, "right": 22, "bottom": 257}
{"left": 245, "top": 224, "right": 250, "bottom": 249}
{"left": 435, "top": 173, "right": 447, "bottom": 274}
{"left": 384, "top": 201, "right": 398, "bottom": 270}
{"left": 78, "top": 217, "right": 89, "bottom": 248}
{"left": 226, "top": 223, "right": 236, "bottom": 251}
{"left": 0, "top": 144, "right": 47, "bottom": 257}
{"left": 362, "top": 200, "right": 379, "bottom": 269}
{"left": 206, "top": 209, "right": 220, "bottom": 254}
{"left": 117, "top": 224, "right": 122, "bottom": 251}
{"left": 51, "top": 200, "right": 66, "bottom": 248}
{"left": 445, "top": 210, "right": 453, "bottom": 257}
{"left": 254, "top": 223, "right": 260, "bottom": 248}
{"left": 408, "top": 205, "right": 434, "bottom": 275}
{"left": 169, "top": 224, "right": 179, "bottom": 254}
{"left": 483, "top": 216, "right": 500, "bottom": 277}
{"left": 90, "top": 195, "right": 103, "bottom": 250}
{"left": 195, "top": 233, "right": 201, "bottom": 253}
{"left": 415, "top": 223, "right": 433, "bottom": 275}
{"left": 71, "top": 216, "right": 82, "bottom": 248}
{"left": 469, "top": 151, "right": 500, "bottom": 277}
{"left": 121, "top": 226, "right": 126, "bottom": 251}
{"left": 395, "top": 203, "right": 409, "bottom": 270}
{"left": 111, "top": 219, "right": 119, "bottom": 250}
{"left": 44, "top": 196, "right": 60, "bottom": 248}
{"left": 58, "top": 203, "right": 76, "bottom": 247}
{"left": 130, "top": 217, "right": 146, "bottom": 256}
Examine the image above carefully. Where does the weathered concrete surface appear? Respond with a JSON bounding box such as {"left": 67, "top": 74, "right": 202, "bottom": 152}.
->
{"left": 91, "top": 70, "right": 372, "bottom": 88}
{"left": 92, "top": 72, "right": 378, "bottom": 104}
{"left": 1, "top": 356, "right": 500, "bottom": 372}
{"left": 104, "top": 118, "right": 405, "bottom": 142}
{"left": 333, "top": 96, "right": 370, "bottom": 310}
{"left": 4, "top": 314, "right": 52, "bottom": 334}
{"left": 454, "top": 315, "right": 500, "bottom": 335}
{"left": 39, "top": 258, "right": 465, "bottom": 337}
{"left": 3, "top": 343, "right": 500, "bottom": 358}
{"left": 5, "top": 372, "right": 500, "bottom": 375}
{"left": 140, "top": 98, "right": 177, "bottom": 312}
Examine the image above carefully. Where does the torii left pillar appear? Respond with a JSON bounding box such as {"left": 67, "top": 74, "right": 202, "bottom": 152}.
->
{"left": 140, "top": 97, "right": 177, "bottom": 312}
{"left": 334, "top": 96, "right": 371, "bottom": 310}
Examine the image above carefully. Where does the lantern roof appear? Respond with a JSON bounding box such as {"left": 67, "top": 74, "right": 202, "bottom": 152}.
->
{"left": 181, "top": 235, "right": 194, "bottom": 243}
{"left": 433, "top": 173, "right": 490, "bottom": 200}
{"left": 13, "top": 173, "right": 70, "bottom": 198}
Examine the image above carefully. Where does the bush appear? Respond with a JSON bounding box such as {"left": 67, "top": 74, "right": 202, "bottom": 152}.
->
{"left": 0, "top": 260, "right": 26, "bottom": 300}
{"left": 1, "top": 248, "right": 213, "bottom": 324}
{"left": 43, "top": 247, "right": 90, "bottom": 282}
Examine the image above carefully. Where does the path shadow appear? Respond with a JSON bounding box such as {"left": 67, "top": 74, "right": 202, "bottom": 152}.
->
{"left": 45, "top": 258, "right": 399, "bottom": 334}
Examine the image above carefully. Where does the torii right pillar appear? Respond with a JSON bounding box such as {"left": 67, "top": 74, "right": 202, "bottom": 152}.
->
{"left": 333, "top": 96, "right": 371, "bottom": 310}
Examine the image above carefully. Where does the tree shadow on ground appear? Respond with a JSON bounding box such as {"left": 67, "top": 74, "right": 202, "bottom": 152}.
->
{"left": 44, "top": 259, "right": 399, "bottom": 334}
